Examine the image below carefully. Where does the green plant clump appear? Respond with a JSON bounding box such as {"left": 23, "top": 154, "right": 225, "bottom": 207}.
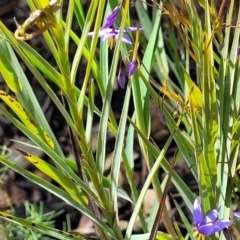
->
{"left": 0, "top": 0, "right": 240, "bottom": 239}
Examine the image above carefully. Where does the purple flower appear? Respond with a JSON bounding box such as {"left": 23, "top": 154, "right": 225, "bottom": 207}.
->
{"left": 88, "top": 27, "right": 140, "bottom": 45}
{"left": 118, "top": 60, "right": 138, "bottom": 88}
{"left": 193, "top": 199, "right": 233, "bottom": 236}
{"left": 88, "top": 6, "right": 142, "bottom": 45}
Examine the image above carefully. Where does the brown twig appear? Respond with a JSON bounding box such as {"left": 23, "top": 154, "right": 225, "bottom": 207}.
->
{"left": 149, "top": 151, "right": 177, "bottom": 240}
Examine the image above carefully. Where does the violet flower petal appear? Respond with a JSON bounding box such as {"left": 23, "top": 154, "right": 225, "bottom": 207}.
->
{"left": 118, "top": 71, "right": 127, "bottom": 89}
{"left": 98, "top": 29, "right": 114, "bottom": 38}
{"left": 101, "top": 7, "right": 120, "bottom": 29}
{"left": 203, "top": 207, "right": 221, "bottom": 225}
{"left": 124, "top": 27, "right": 143, "bottom": 32}
{"left": 121, "top": 33, "right": 133, "bottom": 44}
{"left": 102, "top": 32, "right": 116, "bottom": 42}
{"left": 88, "top": 29, "right": 111, "bottom": 38}
{"left": 210, "top": 220, "right": 233, "bottom": 233}
{"left": 198, "top": 220, "right": 233, "bottom": 236}
{"left": 198, "top": 223, "right": 215, "bottom": 236}
{"left": 128, "top": 60, "right": 138, "bottom": 77}
{"left": 193, "top": 199, "right": 204, "bottom": 226}
{"left": 234, "top": 212, "right": 240, "bottom": 218}
{"left": 88, "top": 31, "right": 95, "bottom": 38}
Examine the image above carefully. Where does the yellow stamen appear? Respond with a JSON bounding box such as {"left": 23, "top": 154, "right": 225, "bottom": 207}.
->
{"left": 108, "top": 37, "right": 116, "bottom": 49}
{"left": 193, "top": 230, "right": 198, "bottom": 237}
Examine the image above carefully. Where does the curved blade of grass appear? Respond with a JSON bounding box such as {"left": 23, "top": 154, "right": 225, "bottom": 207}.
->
{"left": 0, "top": 38, "right": 22, "bottom": 93}
{"left": 125, "top": 112, "right": 135, "bottom": 172}
{"left": 99, "top": 3, "right": 112, "bottom": 89}
{"left": 131, "top": 2, "right": 177, "bottom": 234}
{"left": 130, "top": 232, "right": 176, "bottom": 240}
{"left": 85, "top": 0, "right": 109, "bottom": 182}
{"left": 70, "top": 0, "right": 97, "bottom": 86}
{"left": 17, "top": 149, "right": 88, "bottom": 205}
{"left": 0, "top": 211, "right": 83, "bottom": 240}
{"left": 156, "top": 232, "right": 176, "bottom": 240}
{"left": 73, "top": 0, "right": 85, "bottom": 30}
{"left": 95, "top": 0, "right": 126, "bottom": 182}
{"left": 217, "top": 1, "right": 240, "bottom": 220}
{"left": 136, "top": 1, "right": 169, "bottom": 81}
{"left": 31, "top": 0, "right": 49, "bottom": 9}
{"left": 0, "top": 225, "right": 10, "bottom": 240}
{"left": 0, "top": 24, "right": 87, "bottom": 138}
{"left": 184, "top": 70, "right": 202, "bottom": 111}
{"left": 0, "top": 90, "right": 54, "bottom": 149}
{"left": 131, "top": 11, "right": 174, "bottom": 234}
{"left": 125, "top": 118, "right": 194, "bottom": 239}
{"left": 0, "top": 28, "right": 64, "bottom": 156}
{"left": 67, "top": 26, "right": 119, "bottom": 136}
{"left": 0, "top": 105, "right": 101, "bottom": 205}
{"left": 64, "top": 0, "right": 74, "bottom": 52}
{"left": 0, "top": 156, "right": 115, "bottom": 236}
{"left": 140, "top": 71, "right": 197, "bottom": 179}
{"left": 189, "top": 95, "right": 207, "bottom": 192}
{"left": 128, "top": 116, "right": 195, "bottom": 203}
{"left": 110, "top": 78, "right": 131, "bottom": 214}
{"left": 68, "top": 140, "right": 135, "bottom": 209}
{"left": 85, "top": 79, "right": 94, "bottom": 144}
{"left": 99, "top": 2, "right": 133, "bottom": 238}
{"left": 200, "top": 1, "right": 218, "bottom": 208}
{"left": 19, "top": 42, "right": 64, "bottom": 88}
